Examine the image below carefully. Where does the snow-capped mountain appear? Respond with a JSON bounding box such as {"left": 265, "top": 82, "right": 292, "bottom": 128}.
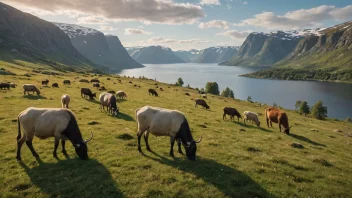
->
{"left": 174, "top": 49, "right": 201, "bottom": 62}
{"left": 126, "top": 46, "right": 185, "bottom": 64}
{"left": 194, "top": 46, "right": 239, "bottom": 63}
{"left": 221, "top": 29, "right": 325, "bottom": 66}
{"left": 54, "top": 23, "right": 143, "bottom": 70}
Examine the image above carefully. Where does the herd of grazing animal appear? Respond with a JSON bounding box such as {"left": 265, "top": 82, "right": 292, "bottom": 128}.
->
{"left": 5, "top": 76, "right": 292, "bottom": 162}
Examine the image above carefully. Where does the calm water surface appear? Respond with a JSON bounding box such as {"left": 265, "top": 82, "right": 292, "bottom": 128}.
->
{"left": 118, "top": 63, "right": 352, "bottom": 119}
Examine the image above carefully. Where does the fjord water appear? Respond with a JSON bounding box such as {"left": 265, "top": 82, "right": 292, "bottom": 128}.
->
{"left": 118, "top": 63, "right": 352, "bottom": 119}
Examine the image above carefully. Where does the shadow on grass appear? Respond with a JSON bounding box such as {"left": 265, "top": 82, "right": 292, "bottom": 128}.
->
{"left": 115, "top": 112, "right": 134, "bottom": 121}
{"left": 23, "top": 95, "right": 47, "bottom": 100}
{"left": 235, "top": 122, "right": 272, "bottom": 132}
{"left": 117, "top": 98, "right": 127, "bottom": 103}
{"left": 289, "top": 133, "right": 326, "bottom": 147}
{"left": 144, "top": 151, "right": 271, "bottom": 198}
{"left": 84, "top": 98, "right": 100, "bottom": 104}
{"left": 19, "top": 159, "right": 123, "bottom": 197}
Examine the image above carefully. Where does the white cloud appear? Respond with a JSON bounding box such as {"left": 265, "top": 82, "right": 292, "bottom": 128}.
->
{"left": 99, "top": 26, "right": 117, "bottom": 32}
{"left": 199, "top": 20, "right": 231, "bottom": 29}
{"left": 124, "top": 28, "right": 152, "bottom": 35}
{"left": 3, "top": 0, "right": 205, "bottom": 24}
{"left": 217, "top": 29, "right": 251, "bottom": 39}
{"left": 200, "top": 0, "right": 221, "bottom": 5}
{"left": 235, "top": 5, "right": 352, "bottom": 30}
{"left": 77, "top": 16, "right": 107, "bottom": 25}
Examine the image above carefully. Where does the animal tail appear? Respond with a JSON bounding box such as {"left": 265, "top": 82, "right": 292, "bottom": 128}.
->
{"left": 17, "top": 115, "right": 21, "bottom": 141}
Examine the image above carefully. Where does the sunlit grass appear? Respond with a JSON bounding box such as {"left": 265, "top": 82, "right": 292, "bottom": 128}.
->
{"left": 0, "top": 61, "right": 351, "bottom": 197}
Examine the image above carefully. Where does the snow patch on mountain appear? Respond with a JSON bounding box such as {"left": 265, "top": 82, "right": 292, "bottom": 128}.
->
{"left": 53, "top": 23, "right": 100, "bottom": 38}
{"left": 253, "top": 28, "right": 326, "bottom": 40}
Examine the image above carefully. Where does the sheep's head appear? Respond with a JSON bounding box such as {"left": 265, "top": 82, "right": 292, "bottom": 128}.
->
{"left": 183, "top": 137, "right": 202, "bottom": 161}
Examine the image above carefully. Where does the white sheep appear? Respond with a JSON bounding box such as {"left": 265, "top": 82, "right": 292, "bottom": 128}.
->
{"left": 61, "top": 94, "right": 70, "bottom": 109}
{"left": 16, "top": 107, "right": 93, "bottom": 161}
{"left": 243, "top": 111, "right": 260, "bottom": 127}
{"left": 136, "top": 106, "right": 202, "bottom": 160}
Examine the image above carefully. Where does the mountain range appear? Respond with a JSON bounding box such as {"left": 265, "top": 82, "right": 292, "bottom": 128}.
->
{"left": 127, "top": 46, "right": 185, "bottom": 64}
{"left": 54, "top": 23, "right": 143, "bottom": 71}
{"left": 194, "top": 46, "right": 239, "bottom": 63}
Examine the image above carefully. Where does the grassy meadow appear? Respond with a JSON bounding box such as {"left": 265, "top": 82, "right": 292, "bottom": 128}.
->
{"left": 0, "top": 61, "right": 352, "bottom": 198}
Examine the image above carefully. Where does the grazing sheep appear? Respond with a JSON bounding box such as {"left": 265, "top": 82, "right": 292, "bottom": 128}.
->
{"left": 52, "top": 83, "right": 59, "bottom": 88}
{"left": 61, "top": 94, "right": 70, "bottom": 108}
{"left": 201, "top": 94, "right": 207, "bottom": 99}
{"left": 116, "top": 90, "right": 127, "bottom": 99}
{"left": 148, "top": 89, "right": 158, "bottom": 96}
{"left": 118, "top": 79, "right": 122, "bottom": 83}
{"left": 160, "top": 87, "right": 164, "bottom": 91}
{"left": 93, "top": 83, "right": 100, "bottom": 88}
{"left": 265, "top": 107, "right": 291, "bottom": 134}
{"left": 129, "top": 81, "right": 133, "bottom": 84}
{"left": 23, "top": 84, "right": 40, "bottom": 95}
{"left": 185, "top": 93, "right": 190, "bottom": 96}
{"left": 99, "top": 92, "right": 118, "bottom": 115}
{"left": 0, "top": 83, "right": 10, "bottom": 90}
{"left": 63, "top": 80, "right": 71, "bottom": 85}
{"left": 223, "top": 107, "right": 241, "bottom": 121}
{"left": 90, "top": 79, "right": 100, "bottom": 83}
{"left": 134, "top": 84, "right": 137, "bottom": 87}
{"left": 79, "top": 79, "right": 89, "bottom": 83}
{"left": 136, "top": 106, "right": 202, "bottom": 160}
{"left": 195, "top": 99, "right": 209, "bottom": 109}
{"left": 138, "top": 85, "right": 141, "bottom": 88}
{"left": 99, "top": 86, "right": 106, "bottom": 91}
{"left": 107, "top": 90, "right": 116, "bottom": 94}
{"left": 80, "top": 88, "right": 96, "bottom": 100}
{"left": 9, "top": 83, "right": 16, "bottom": 88}
{"left": 107, "top": 78, "right": 111, "bottom": 80}
{"left": 243, "top": 111, "right": 260, "bottom": 127}
{"left": 42, "top": 79, "right": 49, "bottom": 85}
{"left": 16, "top": 107, "right": 93, "bottom": 160}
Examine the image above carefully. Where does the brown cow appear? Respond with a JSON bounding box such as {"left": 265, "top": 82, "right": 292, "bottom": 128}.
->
{"left": 81, "top": 88, "right": 96, "bottom": 100}
{"left": 195, "top": 99, "right": 209, "bottom": 109}
{"left": 223, "top": 107, "right": 242, "bottom": 121}
{"left": 265, "top": 107, "right": 291, "bottom": 134}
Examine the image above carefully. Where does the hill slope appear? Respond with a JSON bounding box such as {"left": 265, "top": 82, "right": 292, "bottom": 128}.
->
{"left": 0, "top": 2, "right": 99, "bottom": 72}
{"left": 221, "top": 30, "right": 325, "bottom": 66}
{"left": 1, "top": 62, "right": 352, "bottom": 197}
{"left": 276, "top": 21, "right": 352, "bottom": 70}
{"left": 195, "top": 46, "right": 239, "bottom": 63}
{"left": 54, "top": 23, "right": 143, "bottom": 71}
{"left": 127, "top": 46, "right": 185, "bottom": 64}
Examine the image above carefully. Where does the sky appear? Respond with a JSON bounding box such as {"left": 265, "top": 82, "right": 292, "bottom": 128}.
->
{"left": 3, "top": 0, "right": 352, "bottom": 50}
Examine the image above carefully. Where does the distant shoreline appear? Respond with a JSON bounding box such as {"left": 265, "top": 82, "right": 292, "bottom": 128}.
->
{"left": 240, "top": 68, "right": 352, "bottom": 84}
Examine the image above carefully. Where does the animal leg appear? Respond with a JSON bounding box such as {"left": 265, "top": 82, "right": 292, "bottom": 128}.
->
{"left": 16, "top": 136, "right": 26, "bottom": 161}
{"left": 278, "top": 122, "right": 282, "bottom": 132}
{"left": 137, "top": 130, "right": 144, "bottom": 153}
{"left": 53, "top": 136, "right": 60, "bottom": 158}
{"left": 61, "top": 140, "right": 67, "bottom": 155}
{"left": 144, "top": 130, "right": 151, "bottom": 151}
{"left": 177, "top": 139, "right": 184, "bottom": 155}
{"left": 270, "top": 121, "right": 273, "bottom": 128}
{"left": 223, "top": 113, "right": 226, "bottom": 120}
{"left": 266, "top": 117, "right": 270, "bottom": 128}
{"left": 169, "top": 136, "right": 175, "bottom": 157}
{"left": 237, "top": 116, "right": 239, "bottom": 122}
{"left": 25, "top": 139, "right": 39, "bottom": 158}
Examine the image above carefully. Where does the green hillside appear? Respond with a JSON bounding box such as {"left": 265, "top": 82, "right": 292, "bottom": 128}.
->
{"left": 0, "top": 61, "right": 351, "bottom": 197}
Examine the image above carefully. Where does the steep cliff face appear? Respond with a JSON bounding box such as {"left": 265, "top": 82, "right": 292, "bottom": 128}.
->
{"left": 277, "top": 21, "right": 352, "bottom": 70}
{"left": 54, "top": 23, "right": 143, "bottom": 70}
{"left": 0, "top": 2, "right": 97, "bottom": 71}
{"left": 194, "top": 46, "right": 239, "bottom": 63}
{"left": 127, "top": 46, "right": 185, "bottom": 64}
{"left": 222, "top": 29, "right": 324, "bottom": 66}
